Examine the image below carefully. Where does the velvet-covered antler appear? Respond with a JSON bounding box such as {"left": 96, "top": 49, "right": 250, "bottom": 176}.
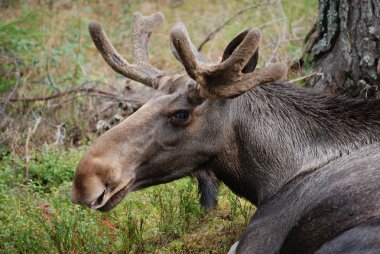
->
{"left": 88, "top": 12, "right": 167, "bottom": 88}
{"left": 170, "top": 22, "right": 287, "bottom": 98}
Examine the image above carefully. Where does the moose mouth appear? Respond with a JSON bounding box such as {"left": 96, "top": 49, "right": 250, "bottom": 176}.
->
{"left": 93, "top": 165, "right": 200, "bottom": 212}
{"left": 94, "top": 177, "right": 187, "bottom": 212}
{"left": 96, "top": 185, "right": 130, "bottom": 212}
{"left": 94, "top": 179, "right": 154, "bottom": 212}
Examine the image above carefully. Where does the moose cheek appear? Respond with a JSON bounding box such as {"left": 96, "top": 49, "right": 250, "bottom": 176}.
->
{"left": 160, "top": 134, "right": 182, "bottom": 148}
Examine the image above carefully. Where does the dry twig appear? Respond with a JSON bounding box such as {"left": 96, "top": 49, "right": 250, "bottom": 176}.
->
{"left": 53, "top": 123, "right": 66, "bottom": 146}
{"left": 288, "top": 72, "right": 323, "bottom": 84}
{"left": 258, "top": 18, "right": 287, "bottom": 30}
{"left": 266, "top": 0, "right": 287, "bottom": 65}
{"left": 266, "top": 37, "right": 282, "bottom": 66}
{"left": 1, "top": 51, "right": 21, "bottom": 115}
{"left": 45, "top": 57, "right": 60, "bottom": 92}
{"left": 197, "top": 0, "right": 278, "bottom": 51}
{"left": 25, "top": 114, "right": 41, "bottom": 181}
{"left": 9, "top": 87, "right": 123, "bottom": 102}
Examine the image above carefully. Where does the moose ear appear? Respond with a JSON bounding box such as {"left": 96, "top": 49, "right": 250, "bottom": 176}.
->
{"left": 222, "top": 29, "right": 259, "bottom": 73}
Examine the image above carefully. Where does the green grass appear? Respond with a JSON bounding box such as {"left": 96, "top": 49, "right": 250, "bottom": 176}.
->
{"left": 0, "top": 147, "right": 255, "bottom": 253}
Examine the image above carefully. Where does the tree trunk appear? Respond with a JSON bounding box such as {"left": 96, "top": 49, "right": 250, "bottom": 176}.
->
{"left": 303, "top": 0, "right": 380, "bottom": 98}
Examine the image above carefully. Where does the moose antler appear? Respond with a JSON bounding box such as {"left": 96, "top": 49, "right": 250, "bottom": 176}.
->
{"left": 88, "top": 12, "right": 166, "bottom": 88}
{"left": 169, "top": 23, "right": 210, "bottom": 65}
{"left": 170, "top": 22, "right": 287, "bottom": 98}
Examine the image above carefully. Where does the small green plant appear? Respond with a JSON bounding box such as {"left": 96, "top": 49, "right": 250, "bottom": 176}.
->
{"left": 227, "top": 193, "right": 239, "bottom": 226}
{"left": 28, "top": 147, "right": 84, "bottom": 190}
{"left": 150, "top": 178, "right": 203, "bottom": 240}
{"left": 0, "top": 8, "right": 44, "bottom": 54}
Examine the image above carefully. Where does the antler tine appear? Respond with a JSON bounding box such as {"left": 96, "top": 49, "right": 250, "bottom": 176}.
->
{"left": 170, "top": 22, "right": 287, "bottom": 98}
{"left": 170, "top": 22, "right": 200, "bottom": 81}
{"left": 170, "top": 22, "right": 210, "bottom": 65}
{"left": 88, "top": 12, "right": 166, "bottom": 88}
{"left": 132, "top": 12, "right": 164, "bottom": 66}
{"left": 211, "top": 63, "right": 288, "bottom": 98}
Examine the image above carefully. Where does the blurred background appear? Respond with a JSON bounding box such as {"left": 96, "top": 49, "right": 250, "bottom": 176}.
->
{"left": 0, "top": 0, "right": 317, "bottom": 253}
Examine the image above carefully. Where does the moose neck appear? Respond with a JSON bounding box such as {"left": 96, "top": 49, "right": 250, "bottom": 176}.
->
{"left": 211, "top": 82, "right": 380, "bottom": 205}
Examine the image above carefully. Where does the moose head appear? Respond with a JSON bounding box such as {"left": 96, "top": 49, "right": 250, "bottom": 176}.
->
{"left": 71, "top": 12, "right": 287, "bottom": 211}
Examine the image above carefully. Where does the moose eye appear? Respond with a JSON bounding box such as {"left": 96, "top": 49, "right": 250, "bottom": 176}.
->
{"left": 170, "top": 110, "right": 190, "bottom": 127}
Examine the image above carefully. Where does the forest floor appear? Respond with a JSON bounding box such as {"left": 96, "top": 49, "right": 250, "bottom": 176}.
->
{"left": 0, "top": 0, "right": 316, "bottom": 253}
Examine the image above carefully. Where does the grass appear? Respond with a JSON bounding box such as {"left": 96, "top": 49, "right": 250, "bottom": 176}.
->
{"left": 0, "top": 1, "right": 317, "bottom": 252}
{"left": 0, "top": 147, "right": 254, "bottom": 253}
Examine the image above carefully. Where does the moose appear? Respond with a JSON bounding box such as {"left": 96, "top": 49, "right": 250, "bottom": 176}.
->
{"left": 72, "top": 12, "right": 380, "bottom": 253}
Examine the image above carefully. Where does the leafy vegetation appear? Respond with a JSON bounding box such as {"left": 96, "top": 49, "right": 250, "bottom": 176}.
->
{"left": 0, "top": 147, "right": 254, "bottom": 253}
{"left": 0, "top": 1, "right": 317, "bottom": 252}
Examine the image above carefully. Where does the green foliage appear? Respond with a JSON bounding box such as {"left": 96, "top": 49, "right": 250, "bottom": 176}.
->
{"left": 0, "top": 152, "right": 23, "bottom": 188}
{"left": 151, "top": 179, "right": 202, "bottom": 238}
{"left": 28, "top": 147, "right": 84, "bottom": 189}
{"left": 0, "top": 8, "right": 44, "bottom": 54}
{"left": 0, "top": 8, "right": 45, "bottom": 95}
{"left": 0, "top": 75, "right": 15, "bottom": 93}
{"left": 227, "top": 194, "right": 256, "bottom": 226}
{"left": 0, "top": 147, "right": 254, "bottom": 253}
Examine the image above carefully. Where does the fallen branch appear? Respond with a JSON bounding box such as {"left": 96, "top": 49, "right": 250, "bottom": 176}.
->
{"left": 49, "top": 93, "right": 143, "bottom": 112}
{"left": 197, "top": 0, "right": 278, "bottom": 51}
{"left": 9, "top": 87, "right": 122, "bottom": 102}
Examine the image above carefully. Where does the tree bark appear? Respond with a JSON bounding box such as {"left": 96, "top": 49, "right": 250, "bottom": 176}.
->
{"left": 303, "top": 0, "right": 380, "bottom": 98}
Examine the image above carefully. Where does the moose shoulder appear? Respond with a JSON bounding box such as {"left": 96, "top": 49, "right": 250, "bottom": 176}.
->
{"left": 71, "top": 12, "right": 380, "bottom": 253}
